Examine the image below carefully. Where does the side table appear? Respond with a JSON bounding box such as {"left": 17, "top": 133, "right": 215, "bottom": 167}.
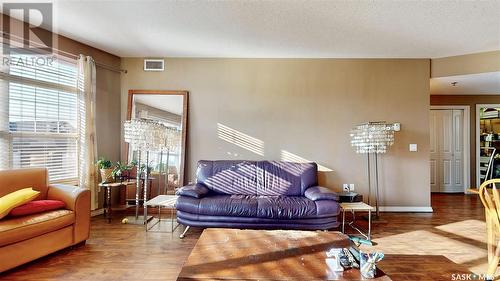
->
{"left": 144, "top": 195, "right": 179, "bottom": 232}
{"left": 340, "top": 202, "right": 374, "bottom": 240}
{"left": 99, "top": 181, "right": 136, "bottom": 223}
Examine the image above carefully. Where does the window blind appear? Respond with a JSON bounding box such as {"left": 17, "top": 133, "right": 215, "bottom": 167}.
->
{"left": 0, "top": 54, "right": 79, "bottom": 183}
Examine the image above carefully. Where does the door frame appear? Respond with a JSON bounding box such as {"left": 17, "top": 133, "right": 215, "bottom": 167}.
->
{"left": 475, "top": 104, "right": 500, "bottom": 188}
{"left": 430, "top": 105, "right": 471, "bottom": 193}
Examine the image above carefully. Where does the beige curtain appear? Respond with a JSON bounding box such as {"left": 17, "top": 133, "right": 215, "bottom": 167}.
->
{"left": 77, "top": 55, "right": 98, "bottom": 210}
{"left": 0, "top": 62, "right": 10, "bottom": 170}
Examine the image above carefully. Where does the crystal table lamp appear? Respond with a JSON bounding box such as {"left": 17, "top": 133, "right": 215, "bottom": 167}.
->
{"left": 124, "top": 118, "right": 168, "bottom": 225}
{"left": 350, "top": 121, "right": 397, "bottom": 218}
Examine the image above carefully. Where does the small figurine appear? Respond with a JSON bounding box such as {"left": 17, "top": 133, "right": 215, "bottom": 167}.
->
{"left": 360, "top": 251, "right": 384, "bottom": 279}
{"left": 326, "top": 248, "right": 344, "bottom": 272}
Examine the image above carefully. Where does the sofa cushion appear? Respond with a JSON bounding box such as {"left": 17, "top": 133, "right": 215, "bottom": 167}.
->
{"left": 196, "top": 160, "right": 318, "bottom": 196}
{"left": 177, "top": 195, "right": 259, "bottom": 217}
{"left": 0, "top": 209, "right": 74, "bottom": 247}
{"left": 176, "top": 195, "right": 339, "bottom": 219}
{"left": 9, "top": 200, "right": 65, "bottom": 217}
{"left": 256, "top": 196, "right": 316, "bottom": 219}
{"left": 256, "top": 196, "right": 339, "bottom": 219}
{"left": 0, "top": 188, "right": 40, "bottom": 220}
{"left": 304, "top": 186, "right": 339, "bottom": 201}
{"left": 176, "top": 184, "right": 209, "bottom": 199}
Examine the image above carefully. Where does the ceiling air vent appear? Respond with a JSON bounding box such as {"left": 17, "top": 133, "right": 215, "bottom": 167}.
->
{"left": 144, "top": 59, "right": 164, "bottom": 71}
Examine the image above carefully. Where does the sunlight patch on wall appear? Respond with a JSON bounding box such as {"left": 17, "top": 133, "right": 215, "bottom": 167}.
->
{"left": 217, "top": 123, "right": 264, "bottom": 156}
{"left": 280, "top": 150, "right": 333, "bottom": 172}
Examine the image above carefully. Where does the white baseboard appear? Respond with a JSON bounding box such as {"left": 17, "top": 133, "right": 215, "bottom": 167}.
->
{"left": 91, "top": 208, "right": 104, "bottom": 217}
{"left": 379, "top": 206, "right": 433, "bottom": 213}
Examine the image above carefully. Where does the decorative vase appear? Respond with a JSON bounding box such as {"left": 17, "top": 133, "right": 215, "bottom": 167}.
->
{"left": 100, "top": 168, "right": 114, "bottom": 183}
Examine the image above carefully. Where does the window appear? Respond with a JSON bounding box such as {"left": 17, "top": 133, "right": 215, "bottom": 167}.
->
{"left": 0, "top": 54, "right": 79, "bottom": 183}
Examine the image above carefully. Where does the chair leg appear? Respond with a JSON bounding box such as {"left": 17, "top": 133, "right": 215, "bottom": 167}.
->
{"left": 486, "top": 240, "right": 500, "bottom": 279}
{"left": 487, "top": 212, "right": 495, "bottom": 264}
{"left": 180, "top": 226, "right": 190, "bottom": 239}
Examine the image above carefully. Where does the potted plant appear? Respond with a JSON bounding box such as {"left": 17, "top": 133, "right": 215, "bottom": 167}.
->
{"left": 140, "top": 163, "right": 153, "bottom": 177}
{"left": 96, "top": 157, "right": 114, "bottom": 183}
{"left": 112, "top": 161, "right": 135, "bottom": 181}
{"left": 128, "top": 160, "right": 138, "bottom": 179}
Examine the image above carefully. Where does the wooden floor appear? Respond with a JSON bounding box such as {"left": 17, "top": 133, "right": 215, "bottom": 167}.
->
{"left": 0, "top": 194, "right": 488, "bottom": 281}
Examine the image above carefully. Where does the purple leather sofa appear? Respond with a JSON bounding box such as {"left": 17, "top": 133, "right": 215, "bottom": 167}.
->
{"left": 176, "top": 160, "right": 340, "bottom": 230}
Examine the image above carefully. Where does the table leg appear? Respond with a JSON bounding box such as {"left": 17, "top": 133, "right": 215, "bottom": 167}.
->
{"left": 107, "top": 186, "right": 112, "bottom": 223}
{"left": 368, "top": 209, "right": 372, "bottom": 240}
{"left": 103, "top": 187, "right": 107, "bottom": 219}
{"left": 342, "top": 208, "right": 345, "bottom": 233}
{"left": 171, "top": 208, "right": 174, "bottom": 232}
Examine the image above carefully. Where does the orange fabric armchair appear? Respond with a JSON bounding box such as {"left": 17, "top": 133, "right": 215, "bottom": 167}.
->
{"left": 0, "top": 168, "right": 90, "bottom": 272}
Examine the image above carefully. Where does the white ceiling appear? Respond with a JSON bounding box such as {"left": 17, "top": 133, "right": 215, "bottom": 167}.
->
{"left": 134, "top": 95, "right": 183, "bottom": 115}
{"left": 41, "top": 0, "right": 500, "bottom": 58}
{"left": 430, "top": 72, "right": 500, "bottom": 95}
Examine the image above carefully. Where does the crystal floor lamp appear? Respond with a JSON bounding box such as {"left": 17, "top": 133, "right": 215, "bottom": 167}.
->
{"left": 350, "top": 121, "right": 398, "bottom": 218}
{"left": 124, "top": 118, "right": 168, "bottom": 225}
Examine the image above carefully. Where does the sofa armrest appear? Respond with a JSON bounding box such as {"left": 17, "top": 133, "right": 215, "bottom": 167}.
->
{"left": 304, "top": 186, "right": 339, "bottom": 201}
{"left": 47, "top": 184, "right": 90, "bottom": 243}
{"left": 176, "top": 184, "right": 209, "bottom": 198}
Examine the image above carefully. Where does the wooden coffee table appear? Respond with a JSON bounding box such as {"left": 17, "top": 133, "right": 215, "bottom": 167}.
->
{"left": 177, "top": 228, "right": 391, "bottom": 280}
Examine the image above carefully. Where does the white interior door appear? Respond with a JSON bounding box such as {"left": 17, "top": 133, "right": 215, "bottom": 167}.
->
{"left": 430, "top": 109, "right": 465, "bottom": 193}
{"left": 430, "top": 110, "right": 439, "bottom": 192}
{"left": 452, "top": 110, "right": 464, "bottom": 190}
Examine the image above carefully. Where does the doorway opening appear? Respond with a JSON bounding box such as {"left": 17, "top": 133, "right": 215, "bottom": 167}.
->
{"left": 476, "top": 104, "right": 500, "bottom": 188}
{"left": 430, "top": 106, "right": 471, "bottom": 193}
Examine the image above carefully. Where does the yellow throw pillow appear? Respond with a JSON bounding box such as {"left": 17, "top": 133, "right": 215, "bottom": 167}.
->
{"left": 0, "top": 188, "right": 40, "bottom": 219}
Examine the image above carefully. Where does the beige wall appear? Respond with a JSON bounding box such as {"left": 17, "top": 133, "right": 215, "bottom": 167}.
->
{"left": 95, "top": 66, "right": 122, "bottom": 163}
{"left": 121, "top": 58, "right": 431, "bottom": 208}
{"left": 431, "top": 51, "right": 500, "bottom": 77}
{"left": 431, "top": 95, "right": 500, "bottom": 186}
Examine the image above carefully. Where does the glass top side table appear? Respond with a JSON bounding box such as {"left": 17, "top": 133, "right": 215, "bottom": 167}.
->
{"left": 340, "top": 202, "right": 375, "bottom": 240}
{"left": 144, "top": 195, "right": 179, "bottom": 232}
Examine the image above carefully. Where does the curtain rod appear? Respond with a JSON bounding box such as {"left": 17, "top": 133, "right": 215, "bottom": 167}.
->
{"left": 61, "top": 50, "right": 127, "bottom": 74}
{"left": 1, "top": 32, "right": 127, "bottom": 74}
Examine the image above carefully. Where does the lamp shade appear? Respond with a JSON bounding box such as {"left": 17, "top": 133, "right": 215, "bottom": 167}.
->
{"left": 350, "top": 121, "right": 395, "bottom": 154}
{"left": 164, "top": 126, "right": 181, "bottom": 152}
{"left": 124, "top": 118, "right": 168, "bottom": 152}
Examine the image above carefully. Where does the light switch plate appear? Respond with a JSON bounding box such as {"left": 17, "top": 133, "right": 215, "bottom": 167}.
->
{"left": 409, "top": 144, "right": 418, "bottom": 152}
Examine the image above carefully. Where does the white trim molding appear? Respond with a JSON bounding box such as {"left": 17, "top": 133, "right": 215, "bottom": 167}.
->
{"left": 379, "top": 206, "right": 434, "bottom": 213}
